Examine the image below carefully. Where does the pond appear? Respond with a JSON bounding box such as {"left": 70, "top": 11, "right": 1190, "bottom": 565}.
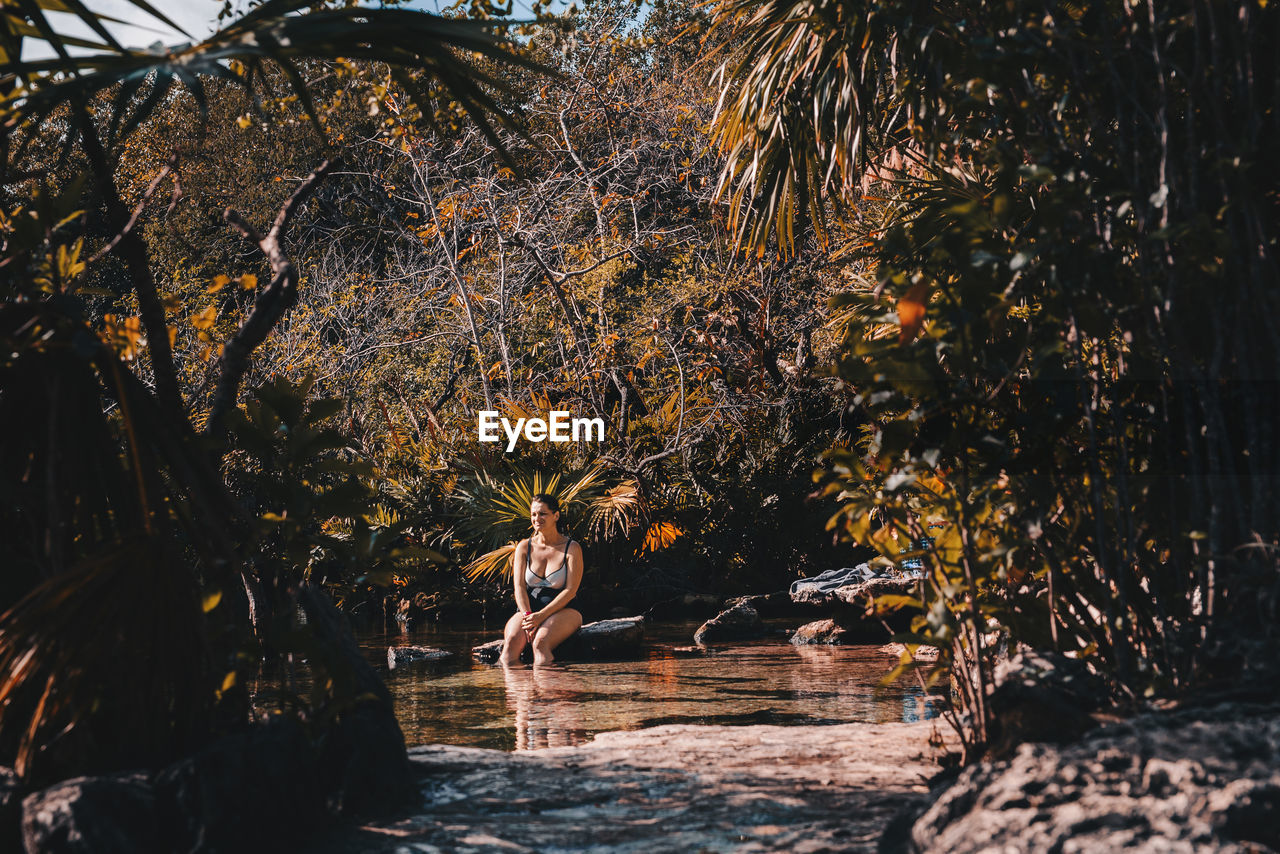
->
{"left": 368, "top": 621, "right": 941, "bottom": 751}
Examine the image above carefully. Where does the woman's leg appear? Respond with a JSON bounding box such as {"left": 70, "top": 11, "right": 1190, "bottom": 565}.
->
{"left": 531, "top": 608, "right": 583, "bottom": 665}
{"left": 501, "top": 611, "right": 529, "bottom": 666}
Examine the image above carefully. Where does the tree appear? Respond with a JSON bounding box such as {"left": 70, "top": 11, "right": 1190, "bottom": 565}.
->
{"left": 0, "top": 0, "right": 540, "bottom": 785}
{"left": 711, "top": 0, "right": 1279, "bottom": 758}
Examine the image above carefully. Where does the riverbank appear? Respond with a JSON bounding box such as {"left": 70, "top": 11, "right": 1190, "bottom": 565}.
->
{"left": 318, "top": 720, "right": 948, "bottom": 853}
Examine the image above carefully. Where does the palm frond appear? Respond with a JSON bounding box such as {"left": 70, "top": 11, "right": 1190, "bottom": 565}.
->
{"left": 710, "top": 0, "right": 903, "bottom": 256}
{"left": 1, "top": 3, "right": 552, "bottom": 168}
{"left": 461, "top": 541, "right": 518, "bottom": 583}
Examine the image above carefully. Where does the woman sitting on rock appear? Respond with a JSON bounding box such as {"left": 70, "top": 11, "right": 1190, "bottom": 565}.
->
{"left": 501, "top": 493, "right": 584, "bottom": 666}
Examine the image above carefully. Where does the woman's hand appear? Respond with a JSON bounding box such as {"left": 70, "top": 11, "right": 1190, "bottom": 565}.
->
{"left": 521, "top": 610, "right": 545, "bottom": 636}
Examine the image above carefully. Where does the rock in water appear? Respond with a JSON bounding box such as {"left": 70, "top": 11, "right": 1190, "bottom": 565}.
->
{"left": 693, "top": 602, "right": 763, "bottom": 644}
{"left": 386, "top": 646, "right": 451, "bottom": 670}
{"left": 789, "top": 575, "right": 918, "bottom": 609}
{"left": 789, "top": 618, "right": 855, "bottom": 645}
{"left": 472, "top": 616, "right": 645, "bottom": 663}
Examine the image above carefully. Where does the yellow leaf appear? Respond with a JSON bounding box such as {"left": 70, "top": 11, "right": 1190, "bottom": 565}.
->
{"left": 208, "top": 274, "right": 230, "bottom": 293}
{"left": 898, "top": 283, "right": 930, "bottom": 344}
{"left": 192, "top": 305, "right": 217, "bottom": 332}
{"left": 642, "top": 521, "right": 683, "bottom": 553}
{"left": 202, "top": 590, "right": 223, "bottom": 613}
{"left": 239, "top": 273, "right": 258, "bottom": 290}
{"left": 220, "top": 671, "right": 237, "bottom": 692}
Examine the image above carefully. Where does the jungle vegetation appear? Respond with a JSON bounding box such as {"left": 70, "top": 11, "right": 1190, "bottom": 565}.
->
{"left": 0, "top": 0, "right": 1276, "bottom": 781}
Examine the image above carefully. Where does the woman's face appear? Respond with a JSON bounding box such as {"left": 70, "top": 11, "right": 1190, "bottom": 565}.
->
{"left": 529, "top": 500, "right": 559, "bottom": 533}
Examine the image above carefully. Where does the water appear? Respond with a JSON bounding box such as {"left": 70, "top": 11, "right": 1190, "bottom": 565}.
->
{"left": 370, "top": 621, "right": 940, "bottom": 751}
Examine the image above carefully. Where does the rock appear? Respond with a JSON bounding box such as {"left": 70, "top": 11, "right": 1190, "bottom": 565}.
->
{"left": 22, "top": 773, "right": 158, "bottom": 854}
{"left": 878, "top": 642, "right": 940, "bottom": 662}
{"left": 566, "top": 616, "right": 645, "bottom": 658}
{"left": 672, "top": 645, "right": 712, "bottom": 657}
{"left": 790, "top": 618, "right": 857, "bottom": 645}
{"left": 790, "top": 575, "right": 919, "bottom": 609}
{"left": 298, "top": 584, "right": 413, "bottom": 815}
{"left": 1, "top": 767, "right": 23, "bottom": 853}
{"left": 694, "top": 602, "right": 764, "bottom": 644}
{"left": 471, "top": 638, "right": 505, "bottom": 663}
{"left": 985, "top": 650, "right": 1108, "bottom": 757}
{"left": 910, "top": 702, "right": 1280, "bottom": 854}
{"left": 386, "top": 646, "right": 451, "bottom": 670}
{"left": 318, "top": 721, "right": 947, "bottom": 853}
{"left": 724, "top": 591, "right": 823, "bottom": 620}
{"left": 472, "top": 616, "right": 646, "bottom": 664}
{"left": 155, "top": 716, "right": 321, "bottom": 853}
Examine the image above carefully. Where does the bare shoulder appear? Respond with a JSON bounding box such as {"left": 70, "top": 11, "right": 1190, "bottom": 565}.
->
{"left": 567, "top": 539, "right": 584, "bottom": 560}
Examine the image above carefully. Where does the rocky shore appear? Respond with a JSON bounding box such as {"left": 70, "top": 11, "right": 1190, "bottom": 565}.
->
{"left": 313, "top": 692, "right": 1280, "bottom": 853}
{"left": 319, "top": 721, "right": 948, "bottom": 853}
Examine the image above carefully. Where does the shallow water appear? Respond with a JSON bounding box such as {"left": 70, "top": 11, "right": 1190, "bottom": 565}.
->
{"left": 369, "top": 621, "right": 940, "bottom": 751}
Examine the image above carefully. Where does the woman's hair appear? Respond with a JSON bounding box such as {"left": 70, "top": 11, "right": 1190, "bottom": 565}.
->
{"left": 529, "top": 493, "right": 561, "bottom": 513}
{"left": 529, "top": 493, "right": 565, "bottom": 532}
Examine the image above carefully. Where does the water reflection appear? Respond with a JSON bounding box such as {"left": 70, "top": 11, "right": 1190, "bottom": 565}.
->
{"left": 503, "top": 665, "right": 589, "bottom": 750}
{"left": 373, "top": 624, "right": 940, "bottom": 751}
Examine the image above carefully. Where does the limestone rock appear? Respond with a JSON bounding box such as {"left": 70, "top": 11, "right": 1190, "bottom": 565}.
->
{"left": 789, "top": 618, "right": 855, "bottom": 645}
{"left": 724, "top": 590, "right": 822, "bottom": 620}
{"left": 298, "top": 584, "right": 413, "bottom": 815}
{"left": 789, "top": 575, "right": 918, "bottom": 609}
{"left": 386, "top": 646, "right": 451, "bottom": 670}
{"left": 472, "top": 616, "right": 646, "bottom": 664}
{"left": 985, "top": 650, "right": 1108, "bottom": 757}
{"left": 316, "top": 721, "right": 947, "bottom": 853}
{"left": 910, "top": 702, "right": 1280, "bottom": 854}
{"left": 155, "top": 716, "right": 320, "bottom": 853}
{"left": 672, "top": 645, "right": 712, "bottom": 657}
{"left": 1, "top": 767, "right": 23, "bottom": 853}
{"left": 693, "top": 602, "right": 763, "bottom": 644}
{"left": 22, "top": 773, "right": 157, "bottom": 854}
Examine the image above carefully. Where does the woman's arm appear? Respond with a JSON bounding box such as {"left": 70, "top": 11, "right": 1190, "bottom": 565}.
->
{"left": 529, "top": 541, "right": 583, "bottom": 622}
{"left": 512, "top": 539, "right": 532, "bottom": 613}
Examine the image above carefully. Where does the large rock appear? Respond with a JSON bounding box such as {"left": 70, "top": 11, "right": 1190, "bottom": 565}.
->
{"left": 985, "top": 650, "right": 1108, "bottom": 758}
{"left": 473, "top": 616, "right": 646, "bottom": 664}
{"left": 693, "top": 602, "right": 764, "bottom": 645}
{"left": 1, "top": 767, "right": 23, "bottom": 853}
{"left": 298, "top": 584, "right": 413, "bottom": 815}
{"left": 910, "top": 702, "right": 1280, "bottom": 854}
{"left": 315, "top": 720, "right": 947, "bottom": 853}
{"left": 723, "top": 591, "right": 824, "bottom": 620}
{"left": 789, "top": 575, "right": 919, "bottom": 609}
{"left": 155, "top": 717, "right": 320, "bottom": 853}
{"left": 22, "top": 773, "right": 158, "bottom": 854}
{"left": 386, "top": 646, "right": 451, "bottom": 670}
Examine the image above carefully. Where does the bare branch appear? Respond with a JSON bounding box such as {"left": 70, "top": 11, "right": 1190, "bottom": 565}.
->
{"left": 88, "top": 157, "right": 177, "bottom": 265}
{"left": 205, "top": 158, "right": 338, "bottom": 438}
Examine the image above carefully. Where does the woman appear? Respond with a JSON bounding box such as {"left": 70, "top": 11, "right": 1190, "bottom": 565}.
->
{"left": 501, "top": 494, "right": 584, "bottom": 666}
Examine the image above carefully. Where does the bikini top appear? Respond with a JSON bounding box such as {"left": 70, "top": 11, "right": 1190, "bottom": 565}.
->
{"left": 524, "top": 537, "right": 572, "bottom": 590}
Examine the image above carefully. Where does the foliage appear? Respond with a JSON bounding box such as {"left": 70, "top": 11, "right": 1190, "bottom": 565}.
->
{"left": 715, "top": 0, "right": 1280, "bottom": 758}
{"left": 0, "top": 0, "right": 544, "bottom": 783}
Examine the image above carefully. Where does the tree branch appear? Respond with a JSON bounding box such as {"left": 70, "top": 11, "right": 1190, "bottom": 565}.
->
{"left": 205, "top": 158, "right": 338, "bottom": 438}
